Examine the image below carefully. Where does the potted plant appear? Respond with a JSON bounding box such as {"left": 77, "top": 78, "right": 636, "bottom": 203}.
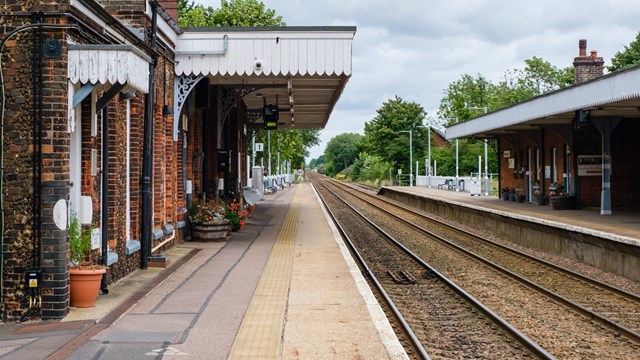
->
{"left": 69, "top": 213, "right": 106, "bottom": 308}
{"left": 501, "top": 187, "right": 510, "bottom": 201}
{"left": 176, "top": 207, "right": 187, "bottom": 222}
{"left": 189, "top": 199, "right": 230, "bottom": 241}
{"left": 514, "top": 189, "right": 526, "bottom": 203}
{"left": 549, "top": 184, "right": 576, "bottom": 210}
{"left": 534, "top": 190, "right": 548, "bottom": 206}
{"left": 225, "top": 201, "right": 249, "bottom": 231}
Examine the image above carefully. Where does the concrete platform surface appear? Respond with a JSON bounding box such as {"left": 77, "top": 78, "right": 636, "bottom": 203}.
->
{"left": 0, "top": 182, "right": 404, "bottom": 359}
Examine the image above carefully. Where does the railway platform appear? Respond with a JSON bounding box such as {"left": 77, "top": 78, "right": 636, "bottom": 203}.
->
{"left": 380, "top": 185, "right": 640, "bottom": 281}
{"left": 0, "top": 182, "right": 405, "bottom": 360}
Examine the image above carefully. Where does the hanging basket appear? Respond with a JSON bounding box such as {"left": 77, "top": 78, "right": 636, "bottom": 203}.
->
{"left": 191, "top": 220, "right": 230, "bottom": 241}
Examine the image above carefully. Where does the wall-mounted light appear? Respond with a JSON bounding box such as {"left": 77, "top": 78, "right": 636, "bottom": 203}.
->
{"left": 120, "top": 91, "right": 135, "bottom": 100}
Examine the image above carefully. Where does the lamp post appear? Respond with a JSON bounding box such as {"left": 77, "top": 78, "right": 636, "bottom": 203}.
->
{"left": 418, "top": 122, "right": 431, "bottom": 187}
{"left": 468, "top": 106, "right": 489, "bottom": 195}
{"left": 400, "top": 130, "right": 413, "bottom": 186}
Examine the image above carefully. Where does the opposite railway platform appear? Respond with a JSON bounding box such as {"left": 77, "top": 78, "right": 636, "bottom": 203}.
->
{"left": 384, "top": 185, "right": 640, "bottom": 241}
{"left": 0, "top": 181, "right": 406, "bottom": 360}
{"left": 381, "top": 184, "right": 640, "bottom": 283}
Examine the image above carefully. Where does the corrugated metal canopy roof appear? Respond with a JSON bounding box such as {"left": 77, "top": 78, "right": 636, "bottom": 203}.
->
{"left": 175, "top": 27, "right": 355, "bottom": 129}
{"left": 446, "top": 65, "right": 640, "bottom": 139}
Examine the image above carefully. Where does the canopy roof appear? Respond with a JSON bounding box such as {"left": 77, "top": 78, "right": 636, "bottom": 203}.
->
{"left": 68, "top": 44, "right": 151, "bottom": 93}
{"left": 175, "top": 26, "right": 356, "bottom": 129}
{"left": 446, "top": 65, "right": 640, "bottom": 139}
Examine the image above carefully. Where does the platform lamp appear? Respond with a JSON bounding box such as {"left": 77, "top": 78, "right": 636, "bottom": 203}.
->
{"left": 418, "top": 121, "right": 432, "bottom": 187}
{"left": 467, "top": 106, "right": 488, "bottom": 195}
{"left": 438, "top": 117, "right": 459, "bottom": 190}
{"left": 399, "top": 129, "right": 413, "bottom": 186}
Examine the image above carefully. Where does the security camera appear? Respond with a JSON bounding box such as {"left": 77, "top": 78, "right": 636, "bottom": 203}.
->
{"left": 254, "top": 60, "right": 263, "bottom": 70}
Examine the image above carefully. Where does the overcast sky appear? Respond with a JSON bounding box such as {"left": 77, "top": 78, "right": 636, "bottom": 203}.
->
{"left": 192, "top": 0, "right": 640, "bottom": 161}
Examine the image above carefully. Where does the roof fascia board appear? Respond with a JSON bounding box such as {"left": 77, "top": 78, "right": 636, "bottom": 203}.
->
{"left": 447, "top": 66, "right": 640, "bottom": 139}
{"left": 71, "top": 0, "right": 153, "bottom": 54}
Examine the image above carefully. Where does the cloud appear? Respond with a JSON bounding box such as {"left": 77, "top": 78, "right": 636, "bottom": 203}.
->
{"left": 191, "top": 0, "right": 640, "bottom": 160}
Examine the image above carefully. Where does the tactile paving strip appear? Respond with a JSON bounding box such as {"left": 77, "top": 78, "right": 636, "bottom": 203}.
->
{"left": 228, "top": 186, "right": 300, "bottom": 359}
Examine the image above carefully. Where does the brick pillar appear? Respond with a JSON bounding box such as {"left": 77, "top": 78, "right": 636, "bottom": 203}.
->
{"left": 40, "top": 181, "right": 70, "bottom": 319}
{"left": 573, "top": 39, "right": 604, "bottom": 83}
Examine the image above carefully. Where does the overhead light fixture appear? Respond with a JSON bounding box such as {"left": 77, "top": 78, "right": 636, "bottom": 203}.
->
{"left": 163, "top": 105, "right": 174, "bottom": 116}
{"left": 120, "top": 91, "right": 135, "bottom": 100}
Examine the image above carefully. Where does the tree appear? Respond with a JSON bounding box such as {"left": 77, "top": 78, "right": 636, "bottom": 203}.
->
{"left": 323, "top": 133, "right": 363, "bottom": 176}
{"left": 439, "top": 58, "right": 573, "bottom": 123}
{"left": 178, "top": 0, "right": 285, "bottom": 27}
{"left": 251, "top": 129, "right": 320, "bottom": 173}
{"left": 434, "top": 57, "right": 572, "bottom": 177}
{"left": 608, "top": 32, "right": 640, "bottom": 72}
{"left": 363, "top": 96, "right": 427, "bottom": 175}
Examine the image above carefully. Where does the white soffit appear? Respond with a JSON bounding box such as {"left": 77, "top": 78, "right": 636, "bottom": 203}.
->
{"left": 68, "top": 44, "right": 151, "bottom": 93}
{"left": 175, "top": 27, "right": 356, "bottom": 77}
{"left": 447, "top": 66, "right": 640, "bottom": 139}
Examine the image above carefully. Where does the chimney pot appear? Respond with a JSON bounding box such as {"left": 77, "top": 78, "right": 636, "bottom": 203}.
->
{"left": 590, "top": 50, "right": 598, "bottom": 58}
{"left": 579, "top": 39, "right": 587, "bottom": 56}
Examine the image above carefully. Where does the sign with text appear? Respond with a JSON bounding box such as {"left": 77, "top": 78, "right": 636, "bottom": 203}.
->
{"left": 263, "top": 105, "right": 279, "bottom": 130}
{"left": 578, "top": 155, "right": 602, "bottom": 176}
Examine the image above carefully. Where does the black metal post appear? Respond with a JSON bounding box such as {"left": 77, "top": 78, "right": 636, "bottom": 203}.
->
{"left": 141, "top": 2, "right": 158, "bottom": 269}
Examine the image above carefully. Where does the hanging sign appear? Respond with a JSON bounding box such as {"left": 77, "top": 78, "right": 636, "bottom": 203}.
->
{"left": 263, "top": 105, "right": 279, "bottom": 130}
{"left": 578, "top": 155, "right": 602, "bottom": 176}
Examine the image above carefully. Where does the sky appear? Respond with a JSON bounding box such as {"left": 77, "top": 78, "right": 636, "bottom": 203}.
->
{"left": 192, "top": 0, "right": 640, "bottom": 161}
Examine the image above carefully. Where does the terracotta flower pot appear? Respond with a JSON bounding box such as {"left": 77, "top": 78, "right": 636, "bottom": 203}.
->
{"left": 69, "top": 267, "right": 106, "bottom": 308}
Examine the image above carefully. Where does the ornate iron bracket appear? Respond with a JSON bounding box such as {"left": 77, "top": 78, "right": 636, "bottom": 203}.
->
{"left": 173, "top": 74, "right": 204, "bottom": 140}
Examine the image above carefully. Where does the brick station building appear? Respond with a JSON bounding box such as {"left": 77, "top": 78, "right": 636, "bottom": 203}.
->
{"left": 447, "top": 39, "right": 640, "bottom": 215}
{"left": 0, "top": 0, "right": 355, "bottom": 320}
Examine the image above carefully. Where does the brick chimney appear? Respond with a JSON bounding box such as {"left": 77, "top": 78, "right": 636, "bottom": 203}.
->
{"left": 573, "top": 39, "right": 604, "bottom": 83}
{"left": 157, "top": 1, "right": 178, "bottom": 23}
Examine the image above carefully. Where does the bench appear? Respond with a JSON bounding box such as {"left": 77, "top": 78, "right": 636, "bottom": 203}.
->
{"left": 438, "top": 179, "right": 455, "bottom": 190}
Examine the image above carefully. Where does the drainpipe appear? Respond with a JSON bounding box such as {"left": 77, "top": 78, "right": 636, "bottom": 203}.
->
{"left": 141, "top": 1, "right": 158, "bottom": 269}
{"left": 100, "top": 106, "right": 109, "bottom": 292}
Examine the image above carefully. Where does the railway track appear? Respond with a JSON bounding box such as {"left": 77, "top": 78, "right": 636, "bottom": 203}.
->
{"left": 310, "top": 173, "right": 640, "bottom": 358}
{"left": 330, "top": 177, "right": 640, "bottom": 336}
{"left": 311, "top": 174, "right": 553, "bottom": 359}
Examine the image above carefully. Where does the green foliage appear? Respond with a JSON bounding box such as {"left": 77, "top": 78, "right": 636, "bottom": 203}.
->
{"left": 178, "top": 0, "right": 285, "bottom": 27}
{"left": 608, "top": 31, "right": 640, "bottom": 72}
{"left": 69, "top": 213, "right": 92, "bottom": 267}
{"left": 438, "top": 57, "right": 573, "bottom": 123}
{"left": 323, "top": 133, "right": 363, "bottom": 176}
{"left": 251, "top": 129, "right": 320, "bottom": 173}
{"left": 351, "top": 152, "right": 392, "bottom": 183}
{"left": 363, "top": 96, "right": 427, "bottom": 175}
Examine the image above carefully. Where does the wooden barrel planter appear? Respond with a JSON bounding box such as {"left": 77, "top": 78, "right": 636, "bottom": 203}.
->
{"left": 191, "top": 220, "right": 230, "bottom": 241}
{"left": 550, "top": 196, "right": 576, "bottom": 210}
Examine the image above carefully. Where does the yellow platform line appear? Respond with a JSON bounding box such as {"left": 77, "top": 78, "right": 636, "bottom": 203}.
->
{"left": 228, "top": 186, "right": 301, "bottom": 359}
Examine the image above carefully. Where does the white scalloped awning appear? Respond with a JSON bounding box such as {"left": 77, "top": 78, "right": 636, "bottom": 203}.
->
{"left": 174, "top": 27, "right": 356, "bottom": 131}
{"left": 175, "top": 27, "right": 355, "bottom": 77}
{"left": 68, "top": 44, "right": 151, "bottom": 93}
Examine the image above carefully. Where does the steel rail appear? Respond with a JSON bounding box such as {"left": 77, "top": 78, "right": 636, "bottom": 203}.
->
{"left": 326, "top": 177, "right": 640, "bottom": 344}
{"left": 342, "top": 179, "right": 640, "bottom": 303}
{"left": 313, "top": 175, "right": 555, "bottom": 359}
